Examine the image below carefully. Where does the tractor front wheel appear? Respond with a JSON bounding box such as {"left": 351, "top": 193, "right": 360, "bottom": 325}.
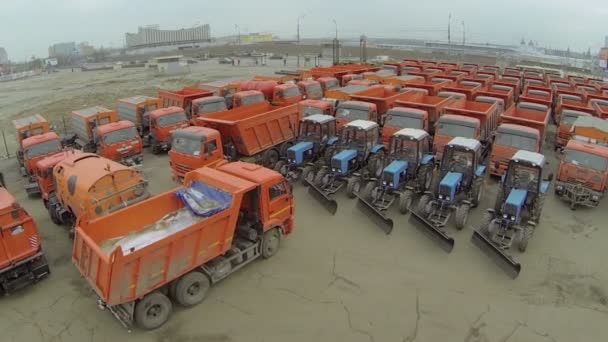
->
{"left": 360, "top": 181, "right": 376, "bottom": 201}
{"left": 454, "top": 204, "right": 470, "bottom": 230}
{"left": 313, "top": 168, "right": 328, "bottom": 187}
{"left": 346, "top": 177, "right": 361, "bottom": 199}
{"left": 399, "top": 190, "right": 414, "bottom": 214}
{"left": 416, "top": 194, "right": 432, "bottom": 216}
{"left": 301, "top": 165, "right": 315, "bottom": 185}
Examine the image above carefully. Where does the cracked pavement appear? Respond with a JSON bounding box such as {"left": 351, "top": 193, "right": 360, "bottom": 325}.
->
{"left": 1, "top": 61, "right": 607, "bottom": 342}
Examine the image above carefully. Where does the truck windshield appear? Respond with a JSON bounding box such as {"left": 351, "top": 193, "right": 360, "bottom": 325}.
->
{"left": 564, "top": 149, "right": 608, "bottom": 172}
{"left": 302, "top": 105, "right": 325, "bottom": 117}
{"left": 21, "top": 127, "right": 45, "bottom": 140}
{"left": 336, "top": 107, "right": 369, "bottom": 121}
{"left": 158, "top": 112, "right": 187, "bottom": 127}
{"left": 198, "top": 101, "right": 227, "bottom": 114}
{"left": 437, "top": 123, "right": 476, "bottom": 138}
{"left": 172, "top": 136, "right": 202, "bottom": 156}
{"left": 281, "top": 87, "right": 301, "bottom": 98}
{"left": 324, "top": 79, "right": 339, "bottom": 89}
{"left": 305, "top": 84, "right": 323, "bottom": 99}
{"left": 495, "top": 132, "right": 537, "bottom": 151}
{"left": 241, "top": 94, "right": 265, "bottom": 106}
{"left": 24, "top": 139, "right": 61, "bottom": 158}
{"left": 561, "top": 113, "right": 583, "bottom": 126}
{"left": 103, "top": 127, "right": 138, "bottom": 145}
{"left": 386, "top": 114, "right": 423, "bottom": 129}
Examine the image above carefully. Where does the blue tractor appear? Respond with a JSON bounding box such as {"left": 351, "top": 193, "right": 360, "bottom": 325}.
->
{"left": 307, "top": 120, "right": 385, "bottom": 214}
{"left": 471, "top": 150, "right": 552, "bottom": 278}
{"left": 356, "top": 128, "right": 434, "bottom": 234}
{"left": 274, "top": 114, "right": 338, "bottom": 184}
{"left": 409, "top": 137, "right": 486, "bottom": 252}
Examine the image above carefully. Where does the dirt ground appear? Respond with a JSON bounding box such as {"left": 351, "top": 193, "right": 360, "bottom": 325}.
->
{"left": 0, "top": 60, "right": 607, "bottom": 342}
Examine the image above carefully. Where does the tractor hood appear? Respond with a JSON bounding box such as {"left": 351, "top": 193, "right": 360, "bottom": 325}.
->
{"left": 331, "top": 149, "right": 358, "bottom": 175}
{"left": 504, "top": 188, "right": 527, "bottom": 218}
{"left": 383, "top": 160, "right": 408, "bottom": 187}
{"left": 439, "top": 172, "right": 463, "bottom": 200}
{"left": 287, "top": 141, "right": 314, "bottom": 164}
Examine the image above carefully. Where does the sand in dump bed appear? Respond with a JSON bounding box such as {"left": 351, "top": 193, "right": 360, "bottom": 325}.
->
{"left": 99, "top": 207, "right": 205, "bottom": 256}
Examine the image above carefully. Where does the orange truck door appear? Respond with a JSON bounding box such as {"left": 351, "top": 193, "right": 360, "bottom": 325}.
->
{"left": 267, "top": 181, "right": 292, "bottom": 223}
{"left": 1, "top": 220, "right": 38, "bottom": 265}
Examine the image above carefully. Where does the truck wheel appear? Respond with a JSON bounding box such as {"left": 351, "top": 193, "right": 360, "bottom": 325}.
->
{"left": 454, "top": 204, "right": 470, "bottom": 230}
{"left": 274, "top": 160, "right": 286, "bottom": 174}
{"left": 314, "top": 168, "right": 328, "bottom": 186}
{"left": 399, "top": 190, "right": 414, "bottom": 214}
{"left": 134, "top": 292, "right": 173, "bottom": 330}
{"left": 261, "top": 228, "right": 281, "bottom": 259}
{"left": 263, "top": 149, "right": 279, "bottom": 168}
{"left": 279, "top": 142, "right": 293, "bottom": 157}
{"left": 301, "top": 166, "right": 315, "bottom": 185}
{"left": 471, "top": 178, "right": 484, "bottom": 208}
{"left": 174, "top": 271, "right": 210, "bottom": 307}
{"left": 360, "top": 181, "right": 376, "bottom": 201}
{"left": 346, "top": 178, "right": 361, "bottom": 199}
{"left": 49, "top": 207, "right": 61, "bottom": 225}
{"left": 416, "top": 194, "right": 432, "bottom": 215}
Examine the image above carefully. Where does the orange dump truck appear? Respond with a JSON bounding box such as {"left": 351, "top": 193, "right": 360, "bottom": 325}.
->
{"left": 555, "top": 103, "right": 596, "bottom": 149}
{"left": 240, "top": 81, "right": 303, "bottom": 107}
{"left": 193, "top": 104, "right": 300, "bottom": 168}
{"left": 441, "top": 80, "right": 483, "bottom": 100}
{"left": 21, "top": 132, "right": 62, "bottom": 195}
{"left": 47, "top": 153, "right": 149, "bottom": 233}
{"left": 0, "top": 185, "right": 50, "bottom": 294}
{"left": 73, "top": 162, "right": 294, "bottom": 330}
{"left": 520, "top": 85, "right": 553, "bottom": 110}
{"left": 434, "top": 100, "right": 499, "bottom": 161}
{"left": 299, "top": 99, "right": 335, "bottom": 117}
{"left": 349, "top": 86, "right": 413, "bottom": 121}
{"left": 404, "top": 79, "right": 453, "bottom": 96}
{"left": 147, "top": 107, "right": 190, "bottom": 154}
{"left": 71, "top": 106, "right": 117, "bottom": 151}
{"left": 384, "top": 75, "right": 426, "bottom": 89}
{"left": 116, "top": 96, "right": 162, "bottom": 137}
{"left": 297, "top": 80, "right": 323, "bottom": 100}
{"left": 489, "top": 102, "right": 550, "bottom": 176}
{"left": 158, "top": 88, "right": 213, "bottom": 119}
{"left": 317, "top": 77, "right": 340, "bottom": 93}
{"left": 393, "top": 92, "right": 454, "bottom": 134}
{"left": 475, "top": 83, "right": 515, "bottom": 110}
{"left": 168, "top": 126, "right": 225, "bottom": 183}
{"left": 13, "top": 114, "right": 51, "bottom": 167}
{"left": 324, "top": 84, "right": 370, "bottom": 102}
{"left": 198, "top": 79, "right": 242, "bottom": 109}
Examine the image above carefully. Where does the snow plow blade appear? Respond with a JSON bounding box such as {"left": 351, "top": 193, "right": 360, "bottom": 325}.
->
{"left": 408, "top": 210, "right": 454, "bottom": 253}
{"left": 355, "top": 194, "right": 394, "bottom": 234}
{"left": 471, "top": 229, "right": 521, "bottom": 279}
{"left": 305, "top": 179, "right": 338, "bottom": 215}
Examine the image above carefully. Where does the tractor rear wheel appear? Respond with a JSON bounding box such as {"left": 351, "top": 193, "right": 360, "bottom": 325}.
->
{"left": 416, "top": 194, "right": 432, "bottom": 215}
{"left": 263, "top": 149, "right": 280, "bottom": 168}
{"left": 135, "top": 292, "right": 173, "bottom": 330}
{"left": 418, "top": 164, "right": 434, "bottom": 191}
{"left": 471, "top": 178, "right": 484, "bottom": 208}
{"left": 346, "top": 178, "right": 361, "bottom": 199}
{"left": 429, "top": 173, "right": 440, "bottom": 195}
{"left": 399, "top": 190, "right": 414, "bottom": 214}
{"left": 367, "top": 152, "right": 384, "bottom": 178}
{"left": 313, "top": 168, "right": 328, "bottom": 187}
{"left": 301, "top": 166, "right": 315, "bottom": 185}
{"left": 454, "top": 204, "right": 470, "bottom": 230}
{"left": 360, "top": 181, "right": 376, "bottom": 201}
{"left": 531, "top": 194, "right": 545, "bottom": 223}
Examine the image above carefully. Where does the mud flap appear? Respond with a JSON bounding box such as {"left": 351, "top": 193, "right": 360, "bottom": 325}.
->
{"left": 470, "top": 230, "right": 521, "bottom": 279}
{"left": 355, "top": 194, "right": 393, "bottom": 234}
{"left": 305, "top": 179, "right": 338, "bottom": 215}
{"left": 408, "top": 210, "right": 455, "bottom": 253}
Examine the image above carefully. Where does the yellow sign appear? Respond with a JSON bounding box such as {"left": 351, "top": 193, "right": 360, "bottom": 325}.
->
{"left": 241, "top": 33, "right": 273, "bottom": 43}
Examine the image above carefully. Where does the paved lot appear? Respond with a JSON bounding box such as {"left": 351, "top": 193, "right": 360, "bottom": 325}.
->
{"left": 0, "top": 64, "right": 606, "bottom": 342}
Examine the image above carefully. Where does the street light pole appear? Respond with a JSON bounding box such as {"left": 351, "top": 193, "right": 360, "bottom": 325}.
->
{"left": 332, "top": 19, "right": 338, "bottom": 40}
{"left": 297, "top": 14, "right": 305, "bottom": 43}
{"left": 234, "top": 24, "right": 240, "bottom": 47}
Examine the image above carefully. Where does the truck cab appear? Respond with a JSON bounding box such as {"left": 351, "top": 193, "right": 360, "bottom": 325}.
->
{"left": 94, "top": 121, "right": 143, "bottom": 166}
{"left": 233, "top": 90, "right": 267, "bottom": 108}
{"left": 272, "top": 83, "right": 303, "bottom": 106}
{"left": 0, "top": 187, "right": 49, "bottom": 294}
{"left": 490, "top": 124, "right": 541, "bottom": 176}
{"left": 434, "top": 114, "right": 480, "bottom": 162}
{"left": 35, "top": 151, "right": 78, "bottom": 208}
{"left": 556, "top": 109, "right": 592, "bottom": 149}
{"left": 297, "top": 80, "right": 323, "bottom": 100}
{"left": 13, "top": 114, "right": 50, "bottom": 167}
{"left": 199, "top": 79, "right": 242, "bottom": 109}
{"left": 116, "top": 96, "right": 161, "bottom": 137}
{"left": 192, "top": 96, "right": 228, "bottom": 118}
{"left": 317, "top": 77, "right": 340, "bottom": 93}
{"left": 21, "top": 132, "right": 62, "bottom": 195}
{"left": 148, "top": 107, "right": 189, "bottom": 154}
{"left": 169, "top": 126, "right": 224, "bottom": 183}
{"left": 382, "top": 108, "right": 429, "bottom": 145}
{"left": 299, "top": 99, "right": 335, "bottom": 117}
{"left": 555, "top": 140, "right": 608, "bottom": 208}
{"left": 71, "top": 106, "right": 119, "bottom": 152}
{"left": 335, "top": 101, "right": 378, "bottom": 131}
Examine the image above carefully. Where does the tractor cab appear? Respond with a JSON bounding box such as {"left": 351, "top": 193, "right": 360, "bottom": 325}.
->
{"left": 386, "top": 128, "right": 432, "bottom": 179}
{"left": 335, "top": 120, "right": 381, "bottom": 167}
{"left": 499, "top": 151, "right": 549, "bottom": 217}
{"left": 438, "top": 137, "right": 483, "bottom": 199}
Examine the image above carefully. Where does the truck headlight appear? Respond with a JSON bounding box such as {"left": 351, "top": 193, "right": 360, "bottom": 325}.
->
{"left": 332, "top": 168, "right": 336, "bottom": 172}
{"left": 389, "top": 182, "right": 393, "bottom": 187}
{"left": 511, "top": 216, "right": 516, "bottom": 221}
{"left": 556, "top": 185, "right": 563, "bottom": 191}
{"left": 592, "top": 195, "right": 599, "bottom": 201}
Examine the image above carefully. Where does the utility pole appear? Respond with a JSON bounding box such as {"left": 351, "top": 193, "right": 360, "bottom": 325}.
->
{"left": 332, "top": 19, "right": 339, "bottom": 65}
{"left": 461, "top": 21, "right": 466, "bottom": 55}
{"left": 448, "top": 13, "right": 451, "bottom": 56}
{"left": 297, "top": 14, "right": 305, "bottom": 43}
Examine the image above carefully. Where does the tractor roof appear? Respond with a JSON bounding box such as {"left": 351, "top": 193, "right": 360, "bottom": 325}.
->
{"left": 345, "top": 120, "right": 378, "bottom": 130}
{"left": 394, "top": 128, "right": 429, "bottom": 140}
{"left": 303, "top": 114, "right": 335, "bottom": 124}
{"left": 513, "top": 150, "right": 545, "bottom": 167}
{"left": 447, "top": 137, "right": 481, "bottom": 151}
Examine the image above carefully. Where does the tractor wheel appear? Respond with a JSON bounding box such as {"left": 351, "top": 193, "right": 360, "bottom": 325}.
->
{"left": 173, "top": 271, "right": 210, "bottom": 307}
{"left": 274, "top": 160, "right": 287, "bottom": 174}
{"left": 346, "top": 178, "right": 361, "bottom": 199}
{"left": 399, "top": 190, "right": 415, "bottom": 214}
{"left": 494, "top": 186, "right": 505, "bottom": 212}
{"left": 471, "top": 177, "right": 484, "bottom": 208}
{"left": 301, "top": 165, "right": 315, "bottom": 185}
{"left": 261, "top": 227, "right": 281, "bottom": 259}
{"left": 323, "top": 146, "right": 336, "bottom": 164}
{"left": 531, "top": 194, "right": 545, "bottom": 223}
{"left": 454, "top": 204, "right": 470, "bottom": 230}
{"left": 416, "top": 194, "right": 432, "bottom": 215}
{"left": 314, "top": 168, "right": 328, "bottom": 187}
{"left": 134, "top": 292, "right": 173, "bottom": 330}
{"left": 517, "top": 227, "right": 530, "bottom": 252}
{"left": 367, "top": 152, "right": 384, "bottom": 178}
{"left": 418, "top": 164, "right": 434, "bottom": 191}
{"left": 263, "top": 149, "right": 280, "bottom": 168}
{"left": 360, "top": 181, "right": 376, "bottom": 201}
{"left": 478, "top": 212, "right": 493, "bottom": 236}
{"left": 429, "top": 173, "right": 440, "bottom": 195}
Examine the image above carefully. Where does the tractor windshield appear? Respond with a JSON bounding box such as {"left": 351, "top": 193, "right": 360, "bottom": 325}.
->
{"left": 386, "top": 114, "right": 423, "bottom": 129}
{"left": 390, "top": 137, "right": 418, "bottom": 163}
{"left": 336, "top": 106, "right": 369, "bottom": 121}
{"left": 564, "top": 149, "right": 608, "bottom": 172}
{"left": 437, "top": 122, "right": 476, "bottom": 138}
{"left": 24, "top": 139, "right": 61, "bottom": 159}
{"left": 506, "top": 164, "right": 540, "bottom": 191}
{"left": 495, "top": 131, "right": 537, "bottom": 151}
{"left": 171, "top": 135, "right": 202, "bottom": 156}
{"left": 443, "top": 148, "right": 474, "bottom": 174}
{"left": 341, "top": 127, "right": 370, "bottom": 151}
{"left": 299, "top": 121, "right": 336, "bottom": 142}
{"left": 103, "top": 127, "right": 138, "bottom": 145}
{"left": 157, "top": 111, "right": 187, "bottom": 127}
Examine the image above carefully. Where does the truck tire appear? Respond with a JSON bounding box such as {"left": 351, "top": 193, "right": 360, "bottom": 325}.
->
{"left": 274, "top": 160, "right": 286, "bottom": 174}
{"left": 399, "top": 190, "right": 414, "bottom": 214}
{"left": 150, "top": 138, "right": 161, "bottom": 155}
{"left": 301, "top": 165, "right": 315, "bottom": 186}
{"left": 261, "top": 228, "right": 281, "bottom": 259}
{"left": 134, "top": 292, "right": 173, "bottom": 330}
{"left": 471, "top": 177, "right": 484, "bottom": 208}
{"left": 314, "top": 168, "right": 328, "bottom": 187}
{"left": 346, "top": 177, "right": 361, "bottom": 199}
{"left": 416, "top": 194, "right": 432, "bottom": 215}
{"left": 454, "top": 204, "right": 470, "bottom": 230}
{"left": 263, "top": 149, "right": 279, "bottom": 168}
{"left": 360, "top": 181, "right": 376, "bottom": 201}
{"left": 174, "top": 271, "right": 210, "bottom": 307}
{"left": 279, "top": 142, "right": 293, "bottom": 157}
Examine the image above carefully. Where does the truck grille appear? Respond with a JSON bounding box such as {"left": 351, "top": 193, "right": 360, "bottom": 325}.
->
{"left": 174, "top": 163, "right": 192, "bottom": 175}
{"left": 564, "top": 177, "right": 595, "bottom": 189}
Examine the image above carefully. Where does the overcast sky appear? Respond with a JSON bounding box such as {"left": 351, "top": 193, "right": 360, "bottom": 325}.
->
{"left": 1, "top": 0, "right": 607, "bottom": 60}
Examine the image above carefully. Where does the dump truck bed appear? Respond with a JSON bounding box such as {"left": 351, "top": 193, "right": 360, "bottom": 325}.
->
{"left": 445, "top": 101, "right": 499, "bottom": 141}
{"left": 349, "top": 87, "right": 413, "bottom": 115}
{"left": 324, "top": 85, "right": 369, "bottom": 101}
{"left": 158, "top": 88, "right": 213, "bottom": 110}
{"left": 571, "top": 116, "right": 608, "bottom": 144}
{"left": 500, "top": 105, "right": 550, "bottom": 147}
{"left": 73, "top": 167, "right": 255, "bottom": 306}
{"left": 395, "top": 93, "right": 452, "bottom": 124}
{"left": 196, "top": 104, "right": 300, "bottom": 156}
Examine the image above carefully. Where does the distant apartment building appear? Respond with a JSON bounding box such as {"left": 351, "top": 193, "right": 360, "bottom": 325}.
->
{"left": 125, "top": 24, "right": 211, "bottom": 49}
{"left": 0, "top": 47, "right": 8, "bottom": 64}
{"left": 48, "top": 42, "right": 76, "bottom": 58}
